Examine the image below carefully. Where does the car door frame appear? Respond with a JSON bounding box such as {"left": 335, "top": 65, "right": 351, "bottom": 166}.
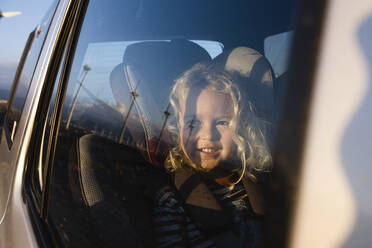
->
{"left": 0, "top": 0, "right": 73, "bottom": 247}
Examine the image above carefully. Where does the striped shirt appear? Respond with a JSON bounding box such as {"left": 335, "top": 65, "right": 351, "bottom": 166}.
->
{"left": 153, "top": 179, "right": 262, "bottom": 248}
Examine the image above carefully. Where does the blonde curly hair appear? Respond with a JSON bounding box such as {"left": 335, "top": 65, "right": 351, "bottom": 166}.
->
{"left": 165, "top": 63, "right": 272, "bottom": 183}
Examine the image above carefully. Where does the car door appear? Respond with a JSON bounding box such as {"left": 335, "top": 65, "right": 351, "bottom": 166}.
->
{"left": 0, "top": 0, "right": 74, "bottom": 247}
{"left": 4, "top": 0, "right": 372, "bottom": 247}
{"left": 17, "top": 0, "right": 305, "bottom": 247}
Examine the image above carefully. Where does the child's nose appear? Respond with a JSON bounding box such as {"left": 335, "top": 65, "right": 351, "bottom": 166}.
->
{"left": 199, "top": 123, "right": 219, "bottom": 141}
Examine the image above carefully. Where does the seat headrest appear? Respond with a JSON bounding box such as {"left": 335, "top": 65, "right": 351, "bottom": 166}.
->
{"left": 121, "top": 40, "right": 211, "bottom": 108}
{"left": 123, "top": 40, "right": 211, "bottom": 80}
{"left": 110, "top": 40, "right": 211, "bottom": 161}
{"left": 111, "top": 40, "right": 211, "bottom": 108}
{"left": 214, "top": 47, "right": 274, "bottom": 121}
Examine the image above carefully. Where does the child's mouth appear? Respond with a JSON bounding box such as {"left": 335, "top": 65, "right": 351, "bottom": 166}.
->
{"left": 197, "top": 147, "right": 220, "bottom": 157}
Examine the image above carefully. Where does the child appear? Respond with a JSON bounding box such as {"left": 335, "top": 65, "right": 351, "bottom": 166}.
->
{"left": 152, "top": 63, "right": 272, "bottom": 248}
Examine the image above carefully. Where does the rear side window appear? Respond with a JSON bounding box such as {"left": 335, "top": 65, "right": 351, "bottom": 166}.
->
{"left": 0, "top": 1, "right": 58, "bottom": 224}
{"left": 33, "top": 0, "right": 302, "bottom": 247}
{"left": 4, "top": 6, "right": 55, "bottom": 146}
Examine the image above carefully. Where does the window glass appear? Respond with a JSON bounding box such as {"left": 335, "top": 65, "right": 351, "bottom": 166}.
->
{"left": 264, "top": 31, "right": 295, "bottom": 124}
{"left": 264, "top": 31, "right": 294, "bottom": 78}
{"left": 0, "top": 97, "right": 6, "bottom": 136}
{"left": 44, "top": 0, "right": 299, "bottom": 247}
{"left": 4, "top": 3, "right": 55, "bottom": 145}
{"left": 191, "top": 40, "right": 224, "bottom": 59}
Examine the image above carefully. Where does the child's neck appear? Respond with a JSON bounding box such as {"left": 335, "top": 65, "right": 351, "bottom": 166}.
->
{"left": 199, "top": 166, "right": 237, "bottom": 187}
{"left": 214, "top": 174, "right": 235, "bottom": 187}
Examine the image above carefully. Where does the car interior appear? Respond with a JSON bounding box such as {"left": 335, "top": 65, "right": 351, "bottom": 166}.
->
{"left": 34, "top": 0, "right": 298, "bottom": 246}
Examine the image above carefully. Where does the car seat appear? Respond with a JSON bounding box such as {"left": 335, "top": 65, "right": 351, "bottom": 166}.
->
{"left": 211, "top": 46, "right": 274, "bottom": 213}
{"left": 213, "top": 46, "right": 275, "bottom": 123}
{"left": 68, "top": 39, "right": 212, "bottom": 246}
{"left": 110, "top": 40, "right": 211, "bottom": 163}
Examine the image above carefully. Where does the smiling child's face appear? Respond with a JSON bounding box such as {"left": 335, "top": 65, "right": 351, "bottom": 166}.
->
{"left": 179, "top": 88, "right": 235, "bottom": 171}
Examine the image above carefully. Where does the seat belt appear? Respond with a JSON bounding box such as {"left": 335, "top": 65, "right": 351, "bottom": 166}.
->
{"left": 242, "top": 176, "right": 265, "bottom": 215}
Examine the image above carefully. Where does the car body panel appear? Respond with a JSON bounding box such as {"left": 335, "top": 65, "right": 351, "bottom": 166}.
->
{"left": 0, "top": 0, "right": 70, "bottom": 247}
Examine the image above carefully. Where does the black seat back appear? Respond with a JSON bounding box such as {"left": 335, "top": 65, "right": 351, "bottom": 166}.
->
{"left": 70, "top": 40, "right": 212, "bottom": 246}
{"left": 110, "top": 40, "right": 212, "bottom": 162}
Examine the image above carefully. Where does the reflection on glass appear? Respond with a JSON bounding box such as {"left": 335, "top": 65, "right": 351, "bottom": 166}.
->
{"left": 66, "top": 64, "right": 91, "bottom": 129}
{"left": 44, "top": 0, "right": 298, "bottom": 246}
{"left": 119, "top": 88, "right": 138, "bottom": 144}
{"left": 264, "top": 31, "right": 294, "bottom": 78}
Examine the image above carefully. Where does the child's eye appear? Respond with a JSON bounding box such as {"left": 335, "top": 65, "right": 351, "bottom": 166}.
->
{"left": 192, "top": 120, "right": 201, "bottom": 127}
{"left": 216, "top": 120, "right": 229, "bottom": 126}
{"left": 186, "top": 119, "right": 200, "bottom": 127}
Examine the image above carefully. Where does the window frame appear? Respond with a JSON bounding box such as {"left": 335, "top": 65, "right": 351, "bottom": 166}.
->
{"left": 23, "top": 0, "right": 88, "bottom": 247}
{"left": 264, "top": 0, "right": 329, "bottom": 247}
{"left": 23, "top": 0, "right": 331, "bottom": 247}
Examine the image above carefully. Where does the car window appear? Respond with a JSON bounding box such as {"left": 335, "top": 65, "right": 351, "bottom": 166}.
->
{"left": 33, "top": 0, "right": 300, "bottom": 247}
{"left": 0, "top": 1, "right": 58, "bottom": 223}
{"left": 264, "top": 31, "right": 294, "bottom": 78}
{"left": 4, "top": 4, "right": 56, "bottom": 147}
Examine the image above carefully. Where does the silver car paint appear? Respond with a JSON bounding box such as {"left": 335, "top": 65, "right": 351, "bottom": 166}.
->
{"left": 0, "top": 0, "right": 70, "bottom": 247}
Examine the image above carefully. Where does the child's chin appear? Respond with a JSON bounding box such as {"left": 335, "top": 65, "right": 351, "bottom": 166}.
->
{"left": 200, "top": 162, "right": 218, "bottom": 171}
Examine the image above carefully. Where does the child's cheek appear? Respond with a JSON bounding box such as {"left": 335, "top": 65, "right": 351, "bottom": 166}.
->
{"left": 222, "top": 128, "right": 235, "bottom": 160}
{"left": 179, "top": 127, "right": 195, "bottom": 160}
